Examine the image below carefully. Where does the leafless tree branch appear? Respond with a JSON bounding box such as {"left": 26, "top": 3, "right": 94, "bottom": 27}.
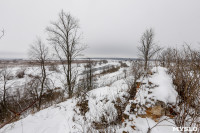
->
{"left": 0, "top": 29, "right": 4, "bottom": 39}
{"left": 138, "top": 28, "right": 162, "bottom": 70}
{"left": 46, "top": 10, "right": 86, "bottom": 98}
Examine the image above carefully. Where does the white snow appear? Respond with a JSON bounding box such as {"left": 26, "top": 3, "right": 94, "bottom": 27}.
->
{"left": 150, "top": 67, "right": 177, "bottom": 104}
{"left": 0, "top": 99, "right": 77, "bottom": 133}
{"left": 0, "top": 62, "right": 180, "bottom": 133}
{"left": 133, "top": 66, "right": 178, "bottom": 110}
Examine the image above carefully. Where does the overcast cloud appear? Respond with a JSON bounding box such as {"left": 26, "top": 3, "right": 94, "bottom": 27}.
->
{"left": 0, "top": 0, "right": 200, "bottom": 58}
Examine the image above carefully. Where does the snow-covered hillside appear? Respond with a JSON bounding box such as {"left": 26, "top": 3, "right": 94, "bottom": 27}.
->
{"left": 0, "top": 62, "right": 180, "bottom": 133}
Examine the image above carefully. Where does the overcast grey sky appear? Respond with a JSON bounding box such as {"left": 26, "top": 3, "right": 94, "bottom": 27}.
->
{"left": 0, "top": 0, "right": 200, "bottom": 58}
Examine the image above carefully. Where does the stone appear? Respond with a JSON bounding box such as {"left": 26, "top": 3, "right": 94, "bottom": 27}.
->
{"left": 149, "top": 105, "right": 163, "bottom": 116}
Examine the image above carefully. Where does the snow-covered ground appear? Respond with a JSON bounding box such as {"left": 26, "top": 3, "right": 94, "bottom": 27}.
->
{"left": 0, "top": 61, "right": 181, "bottom": 133}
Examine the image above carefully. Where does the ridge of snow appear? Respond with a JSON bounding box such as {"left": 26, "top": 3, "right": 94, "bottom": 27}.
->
{"left": 150, "top": 67, "right": 177, "bottom": 104}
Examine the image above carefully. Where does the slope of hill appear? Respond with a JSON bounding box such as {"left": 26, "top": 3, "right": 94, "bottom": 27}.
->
{"left": 0, "top": 63, "right": 180, "bottom": 133}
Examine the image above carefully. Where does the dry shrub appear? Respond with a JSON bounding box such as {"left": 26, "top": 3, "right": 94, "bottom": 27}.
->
{"left": 41, "top": 89, "right": 65, "bottom": 107}
{"left": 125, "top": 61, "right": 143, "bottom": 100}
{"left": 100, "top": 66, "right": 120, "bottom": 75}
{"left": 0, "top": 93, "right": 35, "bottom": 123}
{"left": 166, "top": 45, "right": 200, "bottom": 129}
{"left": 76, "top": 93, "right": 89, "bottom": 116}
{"left": 48, "top": 64, "right": 60, "bottom": 72}
{"left": 113, "top": 97, "right": 127, "bottom": 125}
{"left": 0, "top": 87, "right": 65, "bottom": 124}
{"left": 16, "top": 68, "right": 26, "bottom": 78}
{"left": 119, "top": 61, "right": 128, "bottom": 67}
{"left": 102, "top": 60, "right": 108, "bottom": 64}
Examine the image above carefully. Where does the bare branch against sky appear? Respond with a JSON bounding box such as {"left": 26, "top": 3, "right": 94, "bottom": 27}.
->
{"left": 0, "top": 29, "right": 4, "bottom": 39}
{"left": 0, "top": 0, "right": 200, "bottom": 58}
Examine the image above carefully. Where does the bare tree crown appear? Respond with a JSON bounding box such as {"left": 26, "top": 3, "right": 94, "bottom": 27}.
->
{"left": 138, "top": 28, "right": 161, "bottom": 70}
{"left": 138, "top": 28, "right": 161, "bottom": 59}
{"left": 46, "top": 10, "right": 84, "bottom": 60}
{"left": 29, "top": 38, "right": 49, "bottom": 61}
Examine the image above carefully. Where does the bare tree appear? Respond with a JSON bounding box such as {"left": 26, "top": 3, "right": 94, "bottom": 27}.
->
{"left": 0, "top": 67, "right": 12, "bottom": 108}
{"left": 0, "top": 29, "right": 4, "bottom": 39}
{"left": 29, "top": 38, "right": 49, "bottom": 110}
{"left": 46, "top": 10, "right": 86, "bottom": 98}
{"left": 0, "top": 66, "right": 16, "bottom": 122}
{"left": 138, "top": 28, "right": 161, "bottom": 70}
